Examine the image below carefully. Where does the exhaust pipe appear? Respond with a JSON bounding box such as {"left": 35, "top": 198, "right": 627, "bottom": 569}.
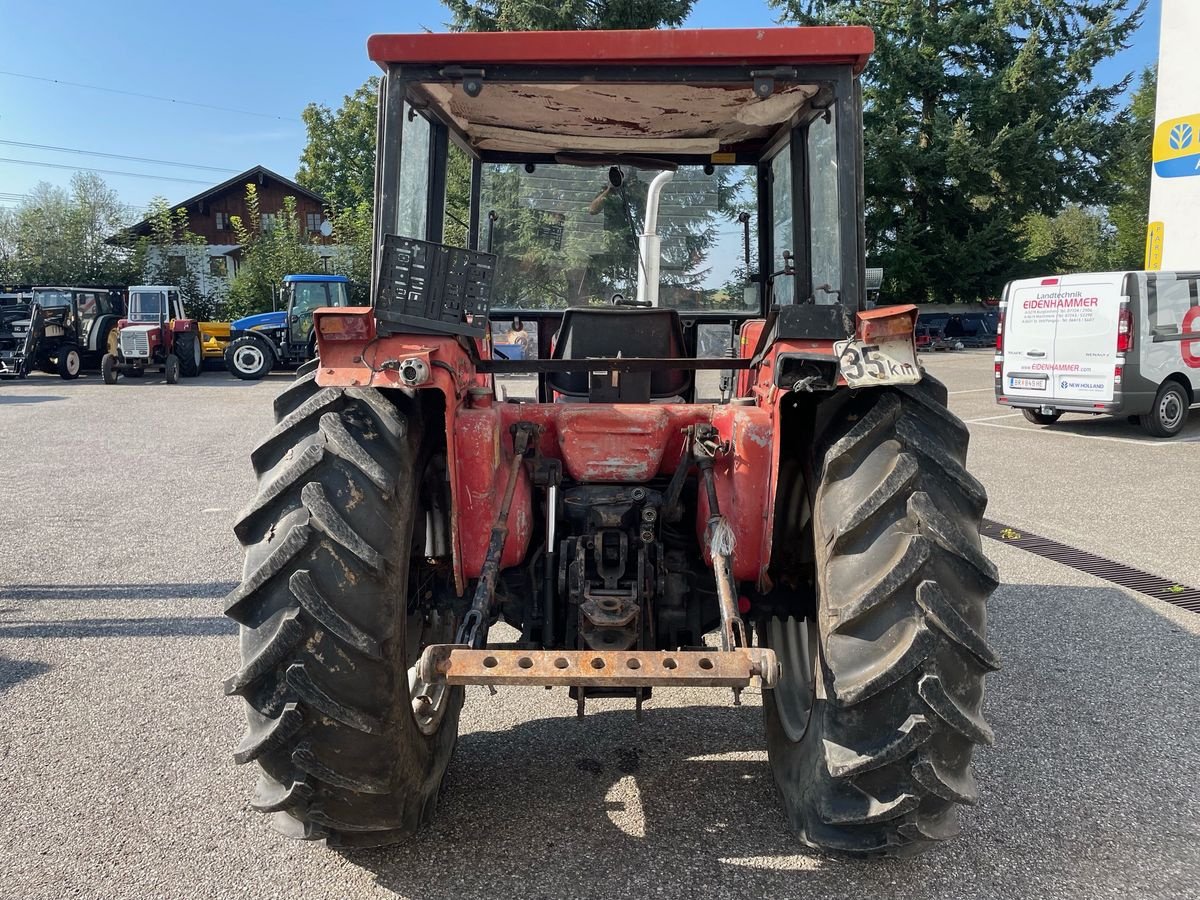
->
{"left": 636, "top": 170, "right": 674, "bottom": 307}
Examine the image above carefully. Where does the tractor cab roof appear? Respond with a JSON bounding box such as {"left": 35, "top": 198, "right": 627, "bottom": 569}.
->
{"left": 367, "top": 26, "right": 874, "bottom": 160}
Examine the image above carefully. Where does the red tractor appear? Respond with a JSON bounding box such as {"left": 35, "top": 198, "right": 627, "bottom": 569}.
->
{"left": 102, "top": 285, "right": 203, "bottom": 384}
{"left": 224, "top": 26, "right": 998, "bottom": 855}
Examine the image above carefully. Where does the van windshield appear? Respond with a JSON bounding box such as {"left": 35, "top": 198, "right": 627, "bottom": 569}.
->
{"left": 482, "top": 163, "right": 756, "bottom": 312}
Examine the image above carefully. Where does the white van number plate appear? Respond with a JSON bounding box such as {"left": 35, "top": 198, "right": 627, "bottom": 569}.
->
{"left": 834, "top": 337, "right": 921, "bottom": 388}
{"left": 1008, "top": 375, "right": 1048, "bottom": 391}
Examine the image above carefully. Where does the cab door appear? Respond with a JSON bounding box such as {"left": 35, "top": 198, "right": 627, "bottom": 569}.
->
{"left": 288, "top": 281, "right": 328, "bottom": 347}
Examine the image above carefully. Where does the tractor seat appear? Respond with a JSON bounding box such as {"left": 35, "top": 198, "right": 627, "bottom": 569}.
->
{"left": 549, "top": 307, "right": 691, "bottom": 402}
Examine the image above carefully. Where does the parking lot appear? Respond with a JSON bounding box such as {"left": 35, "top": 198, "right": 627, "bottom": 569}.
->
{"left": 1, "top": 352, "right": 1197, "bottom": 900}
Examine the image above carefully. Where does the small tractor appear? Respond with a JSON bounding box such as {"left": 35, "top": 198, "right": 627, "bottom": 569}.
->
{"left": 225, "top": 26, "right": 998, "bottom": 856}
{"left": 223, "top": 274, "right": 350, "bottom": 380}
{"left": 102, "top": 285, "right": 203, "bottom": 384}
{"left": 0, "top": 286, "right": 125, "bottom": 379}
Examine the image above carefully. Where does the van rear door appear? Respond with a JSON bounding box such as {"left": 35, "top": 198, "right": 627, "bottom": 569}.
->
{"left": 1001, "top": 273, "right": 1123, "bottom": 406}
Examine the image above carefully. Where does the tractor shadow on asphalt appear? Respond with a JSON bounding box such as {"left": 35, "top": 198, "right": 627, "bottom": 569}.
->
{"left": 343, "top": 583, "right": 1200, "bottom": 900}
{"left": 0, "top": 655, "right": 51, "bottom": 694}
{"left": 0, "top": 581, "right": 237, "bottom": 602}
{"left": 0, "top": 393, "right": 65, "bottom": 404}
{"left": 0, "top": 616, "right": 235, "bottom": 639}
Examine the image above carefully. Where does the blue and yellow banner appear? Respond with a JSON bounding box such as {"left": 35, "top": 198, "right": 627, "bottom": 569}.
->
{"left": 1153, "top": 114, "right": 1200, "bottom": 178}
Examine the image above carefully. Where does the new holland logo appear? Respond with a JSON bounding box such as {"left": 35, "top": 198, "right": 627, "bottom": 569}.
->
{"left": 1154, "top": 114, "right": 1200, "bottom": 178}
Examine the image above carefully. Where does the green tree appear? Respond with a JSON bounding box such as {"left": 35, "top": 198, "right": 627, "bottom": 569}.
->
{"left": 773, "top": 0, "right": 1146, "bottom": 302}
{"left": 329, "top": 200, "right": 373, "bottom": 303}
{"left": 0, "top": 174, "right": 136, "bottom": 285}
{"left": 297, "top": 77, "right": 379, "bottom": 212}
{"left": 134, "top": 198, "right": 222, "bottom": 319}
{"left": 227, "top": 185, "right": 323, "bottom": 319}
{"left": 443, "top": 0, "right": 696, "bottom": 30}
{"left": 1019, "top": 204, "right": 1112, "bottom": 275}
{"left": 1106, "top": 67, "right": 1156, "bottom": 270}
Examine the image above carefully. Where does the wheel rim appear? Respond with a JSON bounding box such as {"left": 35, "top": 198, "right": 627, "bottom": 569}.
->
{"left": 192, "top": 338, "right": 201, "bottom": 368}
{"left": 767, "top": 616, "right": 817, "bottom": 743}
{"left": 66, "top": 352, "right": 80, "bottom": 375}
{"left": 405, "top": 455, "right": 456, "bottom": 735}
{"left": 234, "top": 345, "right": 265, "bottom": 374}
{"left": 1160, "top": 391, "right": 1184, "bottom": 430}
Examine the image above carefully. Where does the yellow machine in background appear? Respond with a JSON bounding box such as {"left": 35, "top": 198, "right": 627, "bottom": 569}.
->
{"left": 198, "top": 321, "right": 232, "bottom": 360}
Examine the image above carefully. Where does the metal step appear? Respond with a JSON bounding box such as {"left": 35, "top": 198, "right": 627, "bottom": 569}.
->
{"left": 416, "top": 645, "right": 780, "bottom": 689}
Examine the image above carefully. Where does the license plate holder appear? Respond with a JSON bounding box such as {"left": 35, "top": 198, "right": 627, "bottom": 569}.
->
{"left": 834, "top": 336, "right": 921, "bottom": 388}
{"left": 1008, "top": 375, "right": 1048, "bottom": 391}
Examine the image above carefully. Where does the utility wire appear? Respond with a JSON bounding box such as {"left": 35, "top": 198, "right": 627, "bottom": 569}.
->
{"left": 0, "top": 140, "right": 239, "bottom": 174}
{"left": 0, "top": 157, "right": 211, "bottom": 185}
{"left": 0, "top": 70, "right": 292, "bottom": 121}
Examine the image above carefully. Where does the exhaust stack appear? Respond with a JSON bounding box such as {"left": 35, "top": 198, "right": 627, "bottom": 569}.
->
{"left": 636, "top": 170, "right": 675, "bottom": 307}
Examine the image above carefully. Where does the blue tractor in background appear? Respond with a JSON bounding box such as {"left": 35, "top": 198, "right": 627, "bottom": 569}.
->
{"left": 224, "top": 274, "right": 349, "bottom": 380}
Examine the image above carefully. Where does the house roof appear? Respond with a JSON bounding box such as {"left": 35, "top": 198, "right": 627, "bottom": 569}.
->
{"left": 119, "top": 165, "right": 328, "bottom": 238}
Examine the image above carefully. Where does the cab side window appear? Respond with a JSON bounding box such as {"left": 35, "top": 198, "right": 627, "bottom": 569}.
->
{"left": 292, "top": 283, "right": 329, "bottom": 316}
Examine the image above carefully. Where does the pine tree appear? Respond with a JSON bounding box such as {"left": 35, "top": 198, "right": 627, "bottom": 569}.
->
{"left": 773, "top": 0, "right": 1146, "bottom": 302}
{"left": 443, "top": 0, "right": 696, "bottom": 31}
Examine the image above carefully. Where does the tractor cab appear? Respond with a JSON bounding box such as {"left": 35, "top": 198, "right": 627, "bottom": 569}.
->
{"left": 326, "top": 28, "right": 883, "bottom": 405}
{"left": 125, "top": 286, "right": 185, "bottom": 325}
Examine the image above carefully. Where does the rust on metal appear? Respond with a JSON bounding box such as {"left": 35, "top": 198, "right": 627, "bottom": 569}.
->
{"left": 417, "top": 645, "right": 779, "bottom": 689}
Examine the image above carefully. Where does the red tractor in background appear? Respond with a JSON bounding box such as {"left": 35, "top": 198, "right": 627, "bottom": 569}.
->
{"left": 224, "top": 26, "right": 998, "bottom": 856}
{"left": 102, "top": 285, "right": 203, "bottom": 384}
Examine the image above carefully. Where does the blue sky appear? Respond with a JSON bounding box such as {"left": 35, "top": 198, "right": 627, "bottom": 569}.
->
{"left": 0, "top": 0, "right": 1160, "bottom": 214}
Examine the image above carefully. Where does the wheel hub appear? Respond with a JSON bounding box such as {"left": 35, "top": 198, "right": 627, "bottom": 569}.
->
{"left": 235, "top": 346, "right": 264, "bottom": 373}
{"left": 767, "top": 616, "right": 817, "bottom": 743}
{"left": 1161, "top": 392, "right": 1183, "bottom": 429}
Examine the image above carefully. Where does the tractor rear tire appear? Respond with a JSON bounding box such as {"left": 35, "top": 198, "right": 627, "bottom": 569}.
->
{"left": 224, "top": 371, "right": 463, "bottom": 847}
{"left": 764, "top": 375, "right": 999, "bottom": 856}
{"left": 165, "top": 354, "right": 181, "bottom": 384}
{"left": 177, "top": 331, "right": 202, "bottom": 377}
{"left": 101, "top": 354, "right": 117, "bottom": 385}
{"left": 57, "top": 346, "right": 81, "bottom": 380}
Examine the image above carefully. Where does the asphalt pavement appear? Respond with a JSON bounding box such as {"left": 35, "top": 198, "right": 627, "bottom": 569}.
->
{"left": 0, "top": 356, "right": 1197, "bottom": 900}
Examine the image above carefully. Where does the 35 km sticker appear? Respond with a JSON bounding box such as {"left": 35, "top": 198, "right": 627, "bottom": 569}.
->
{"left": 834, "top": 337, "right": 922, "bottom": 388}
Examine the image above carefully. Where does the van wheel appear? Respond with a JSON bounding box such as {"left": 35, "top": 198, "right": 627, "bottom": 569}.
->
{"left": 1140, "top": 382, "right": 1189, "bottom": 438}
{"left": 1021, "top": 410, "right": 1061, "bottom": 426}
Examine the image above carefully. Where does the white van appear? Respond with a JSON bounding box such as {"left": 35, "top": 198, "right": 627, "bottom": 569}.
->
{"left": 996, "top": 271, "right": 1200, "bottom": 437}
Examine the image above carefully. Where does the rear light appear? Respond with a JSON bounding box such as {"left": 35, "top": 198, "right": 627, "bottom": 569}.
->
{"left": 318, "top": 313, "right": 372, "bottom": 341}
{"left": 1117, "top": 306, "right": 1133, "bottom": 353}
{"left": 994, "top": 362, "right": 1002, "bottom": 378}
{"left": 995, "top": 310, "right": 1005, "bottom": 352}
